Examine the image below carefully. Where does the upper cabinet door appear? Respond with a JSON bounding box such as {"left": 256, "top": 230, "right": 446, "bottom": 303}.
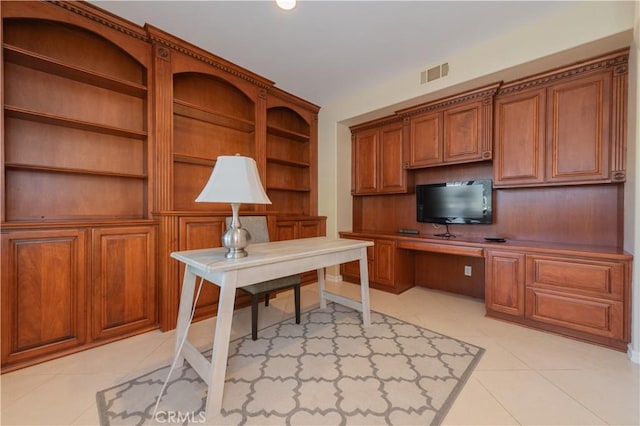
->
{"left": 400, "top": 82, "right": 498, "bottom": 169}
{"left": 352, "top": 128, "right": 379, "bottom": 194}
{"left": 443, "top": 100, "right": 484, "bottom": 163}
{"left": 378, "top": 122, "right": 406, "bottom": 193}
{"left": 546, "top": 72, "right": 612, "bottom": 184}
{"left": 493, "top": 48, "right": 628, "bottom": 188}
{"left": 352, "top": 120, "right": 407, "bottom": 196}
{"left": 407, "top": 111, "right": 443, "bottom": 167}
{"left": 494, "top": 88, "right": 546, "bottom": 187}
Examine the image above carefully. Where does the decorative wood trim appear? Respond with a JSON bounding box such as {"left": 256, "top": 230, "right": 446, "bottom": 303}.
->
{"left": 397, "top": 82, "right": 501, "bottom": 118}
{"left": 156, "top": 45, "right": 170, "bottom": 62}
{"left": 145, "top": 25, "right": 274, "bottom": 90}
{"left": 152, "top": 42, "right": 174, "bottom": 212}
{"left": 49, "top": 0, "right": 149, "bottom": 42}
{"left": 158, "top": 215, "right": 180, "bottom": 331}
{"left": 350, "top": 115, "right": 403, "bottom": 132}
{"left": 611, "top": 65, "right": 628, "bottom": 182}
{"left": 267, "top": 86, "right": 320, "bottom": 112}
{"left": 498, "top": 48, "right": 629, "bottom": 96}
{"left": 482, "top": 96, "right": 494, "bottom": 159}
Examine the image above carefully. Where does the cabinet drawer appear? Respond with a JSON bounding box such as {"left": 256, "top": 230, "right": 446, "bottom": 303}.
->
{"left": 525, "top": 288, "right": 624, "bottom": 340}
{"left": 526, "top": 255, "right": 624, "bottom": 300}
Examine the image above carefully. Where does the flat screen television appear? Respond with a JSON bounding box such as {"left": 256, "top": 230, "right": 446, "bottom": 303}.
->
{"left": 416, "top": 179, "right": 493, "bottom": 226}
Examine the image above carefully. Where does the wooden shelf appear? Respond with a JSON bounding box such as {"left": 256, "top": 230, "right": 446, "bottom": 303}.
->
{"left": 173, "top": 99, "right": 255, "bottom": 133}
{"left": 267, "top": 186, "right": 311, "bottom": 192}
{"left": 266, "top": 156, "right": 310, "bottom": 168}
{"left": 267, "top": 124, "right": 310, "bottom": 142}
{"left": 5, "top": 163, "right": 147, "bottom": 179}
{"left": 4, "top": 106, "right": 147, "bottom": 140}
{"left": 173, "top": 154, "right": 216, "bottom": 167}
{"left": 3, "top": 44, "right": 147, "bottom": 98}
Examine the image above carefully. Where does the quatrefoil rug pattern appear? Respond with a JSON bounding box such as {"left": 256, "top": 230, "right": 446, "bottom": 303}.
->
{"left": 96, "top": 302, "right": 484, "bottom": 425}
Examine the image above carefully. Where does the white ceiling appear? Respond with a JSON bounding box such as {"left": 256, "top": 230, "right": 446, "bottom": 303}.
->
{"left": 91, "top": 1, "right": 578, "bottom": 106}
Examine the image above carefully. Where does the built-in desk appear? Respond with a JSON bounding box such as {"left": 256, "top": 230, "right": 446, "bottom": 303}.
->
{"left": 396, "top": 239, "right": 484, "bottom": 258}
{"left": 339, "top": 231, "right": 632, "bottom": 351}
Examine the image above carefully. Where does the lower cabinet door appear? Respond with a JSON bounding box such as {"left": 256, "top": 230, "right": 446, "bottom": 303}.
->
{"left": 179, "top": 217, "right": 226, "bottom": 319}
{"left": 374, "top": 239, "right": 395, "bottom": 287}
{"left": 1, "top": 229, "right": 88, "bottom": 368}
{"left": 276, "top": 218, "right": 327, "bottom": 283}
{"left": 485, "top": 250, "right": 525, "bottom": 317}
{"left": 91, "top": 226, "right": 157, "bottom": 340}
{"left": 525, "top": 288, "right": 624, "bottom": 340}
{"left": 275, "top": 220, "right": 298, "bottom": 241}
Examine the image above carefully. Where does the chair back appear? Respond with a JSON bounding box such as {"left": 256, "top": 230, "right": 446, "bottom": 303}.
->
{"left": 225, "top": 216, "right": 270, "bottom": 243}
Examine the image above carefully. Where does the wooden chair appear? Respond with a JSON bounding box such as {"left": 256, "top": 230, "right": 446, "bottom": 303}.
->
{"left": 226, "top": 216, "right": 301, "bottom": 340}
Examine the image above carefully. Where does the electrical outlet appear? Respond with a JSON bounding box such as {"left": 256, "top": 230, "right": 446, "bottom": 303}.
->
{"left": 464, "top": 265, "right": 472, "bottom": 276}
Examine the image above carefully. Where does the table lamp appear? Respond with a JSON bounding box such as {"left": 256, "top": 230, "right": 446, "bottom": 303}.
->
{"left": 195, "top": 155, "right": 272, "bottom": 259}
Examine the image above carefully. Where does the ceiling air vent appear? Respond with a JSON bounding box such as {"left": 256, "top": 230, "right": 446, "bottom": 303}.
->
{"left": 420, "top": 62, "right": 449, "bottom": 84}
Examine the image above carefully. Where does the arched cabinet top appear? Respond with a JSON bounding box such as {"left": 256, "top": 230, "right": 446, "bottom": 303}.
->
{"left": 267, "top": 106, "right": 310, "bottom": 135}
{"left": 3, "top": 18, "right": 147, "bottom": 85}
{"left": 173, "top": 72, "right": 255, "bottom": 122}
{"left": 1, "top": 1, "right": 151, "bottom": 67}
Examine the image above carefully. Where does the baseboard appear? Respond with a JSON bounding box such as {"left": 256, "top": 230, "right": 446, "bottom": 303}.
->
{"left": 628, "top": 344, "right": 640, "bottom": 364}
{"left": 326, "top": 273, "right": 342, "bottom": 282}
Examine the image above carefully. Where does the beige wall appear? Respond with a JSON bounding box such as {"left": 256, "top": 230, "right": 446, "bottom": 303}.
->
{"left": 317, "top": 0, "right": 639, "bottom": 360}
{"left": 626, "top": 0, "right": 639, "bottom": 363}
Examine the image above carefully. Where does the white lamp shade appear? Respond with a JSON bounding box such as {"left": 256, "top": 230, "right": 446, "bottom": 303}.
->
{"left": 195, "top": 155, "right": 272, "bottom": 204}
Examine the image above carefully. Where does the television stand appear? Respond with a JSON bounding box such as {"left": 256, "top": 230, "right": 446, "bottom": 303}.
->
{"left": 434, "top": 224, "right": 455, "bottom": 238}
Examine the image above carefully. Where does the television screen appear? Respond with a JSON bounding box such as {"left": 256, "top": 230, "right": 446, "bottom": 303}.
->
{"left": 416, "top": 180, "right": 492, "bottom": 224}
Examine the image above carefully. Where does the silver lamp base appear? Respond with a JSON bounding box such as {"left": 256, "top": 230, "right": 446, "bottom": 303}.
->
{"left": 222, "top": 203, "right": 251, "bottom": 259}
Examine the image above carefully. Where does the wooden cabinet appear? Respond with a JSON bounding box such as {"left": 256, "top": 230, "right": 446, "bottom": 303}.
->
{"left": 1, "top": 230, "right": 87, "bottom": 369}
{"left": 486, "top": 247, "right": 630, "bottom": 350}
{"left": 178, "top": 217, "right": 227, "bottom": 319}
{"left": 406, "top": 111, "right": 442, "bottom": 166}
{"left": 400, "top": 83, "right": 499, "bottom": 169}
{"left": 91, "top": 226, "right": 157, "bottom": 340}
{"left": 493, "top": 88, "right": 546, "bottom": 186}
{"left": 372, "top": 239, "right": 395, "bottom": 286}
{"left": 276, "top": 216, "right": 326, "bottom": 284}
{"left": 339, "top": 234, "right": 413, "bottom": 294}
{"left": 2, "top": 17, "right": 150, "bottom": 222}
{"left": 1, "top": 225, "right": 158, "bottom": 370}
{"left": 485, "top": 250, "right": 526, "bottom": 317}
{"left": 525, "top": 254, "right": 628, "bottom": 343}
{"left": 546, "top": 72, "right": 611, "bottom": 184}
{"left": 1, "top": 2, "right": 323, "bottom": 371}
{"left": 1, "top": 4, "right": 157, "bottom": 371}
{"left": 340, "top": 237, "right": 376, "bottom": 284}
{"left": 275, "top": 217, "right": 326, "bottom": 241}
{"left": 351, "top": 119, "right": 406, "bottom": 195}
{"left": 494, "top": 49, "right": 629, "bottom": 187}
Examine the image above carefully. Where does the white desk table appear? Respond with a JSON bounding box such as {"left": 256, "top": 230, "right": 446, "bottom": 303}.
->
{"left": 170, "top": 236, "right": 373, "bottom": 419}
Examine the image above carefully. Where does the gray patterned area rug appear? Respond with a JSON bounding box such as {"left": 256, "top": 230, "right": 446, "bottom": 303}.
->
{"left": 97, "top": 303, "right": 484, "bottom": 425}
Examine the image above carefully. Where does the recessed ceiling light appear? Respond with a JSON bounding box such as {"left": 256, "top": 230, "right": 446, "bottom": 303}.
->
{"left": 276, "top": 0, "right": 296, "bottom": 11}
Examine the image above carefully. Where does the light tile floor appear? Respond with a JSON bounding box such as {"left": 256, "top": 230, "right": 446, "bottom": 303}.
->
{"left": 1, "top": 282, "right": 639, "bottom": 425}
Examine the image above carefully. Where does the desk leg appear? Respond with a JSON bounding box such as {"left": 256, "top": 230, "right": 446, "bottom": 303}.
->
{"left": 359, "top": 248, "right": 371, "bottom": 326}
{"left": 317, "top": 268, "right": 326, "bottom": 309}
{"left": 204, "top": 272, "right": 237, "bottom": 418}
{"left": 174, "top": 266, "right": 197, "bottom": 366}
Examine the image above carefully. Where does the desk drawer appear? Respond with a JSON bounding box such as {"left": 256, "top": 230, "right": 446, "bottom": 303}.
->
{"left": 396, "top": 240, "right": 484, "bottom": 257}
{"left": 526, "top": 255, "right": 625, "bottom": 300}
{"left": 525, "top": 288, "right": 624, "bottom": 340}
